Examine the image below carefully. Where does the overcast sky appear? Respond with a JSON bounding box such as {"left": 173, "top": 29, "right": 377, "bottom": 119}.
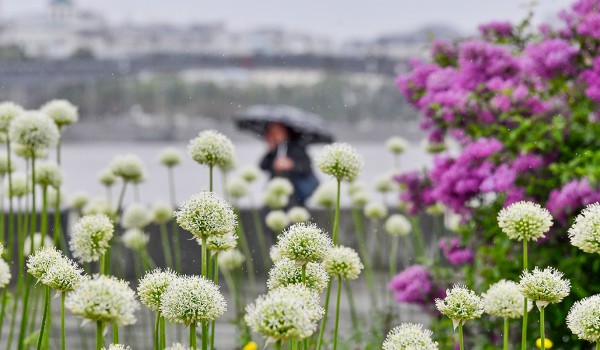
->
{"left": 1, "top": 0, "right": 574, "bottom": 41}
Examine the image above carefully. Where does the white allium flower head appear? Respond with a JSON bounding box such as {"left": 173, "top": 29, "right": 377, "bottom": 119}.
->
{"left": 70, "top": 191, "right": 90, "bottom": 211}
{"left": 165, "top": 343, "right": 189, "bottom": 350}
{"left": 69, "top": 214, "right": 114, "bottom": 263}
{"left": 0, "top": 101, "right": 24, "bottom": 134}
{"left": 267, "top": 258, "right": 329, "bottom": 293}
{"left": 287, "top": 206, "right": 311, "bottom": 224}
{"left": 9, "top": 111, "right": 59, "bottom": 152}
{"left": 311, "top": 181, "right": 336, "bottom": 208}
{"left": 0, "top": 259, "right": 11, "bottom": 288}
{"left": 188, "top": 130, "right": 234, "bottom": 167}
{"left": 175, "top": 192, "right": 237, "bottom": 239}
{"left": 426, "top": 203, "right": 446, "bottom": 216}
{"left": 83, "top": 197, "right": 113, "bottom": 217}
{"left": 0, "top": 243, "right": 4, "bottom": 257}
{"left": 382, "top": 323, "right": 439, "bottom": 350}
{"left": 41, "top": 254, "right": 87, "bottom": 292}
{"left": 245, "top": 284, "right": 324, "bottom": 342}
{"left": 110, "top": 154, "right": 146, "bottom": 182}
{"left": 137, "top": 268, "right": 178, "bottom": 313}
{"left": 497, "top": 201, "right": 553, "bottom": 241}
{"left": 66, "top": 275, "right": 139, "bottom": 326}
{"left": 101, "top": 345, "right": 131, "bottom": 350}
{"left": 347, "top": 181, "right": 365, "bottom": 196}
{"left": 482, "top": 280, "right": 531, "bottom": 319}
{"left": 567, "top": 294, "right": 600, "bottom": 343}
{"left": 423, "top": 139, "right": 448, "bottom": 154}
{"left": 374, "top": 174, "right": 396, "bottom": 193}
{"left": 350, "top": 190, "right": 369, "bottom": 207}
{"left": 385, "top": 214, "right": 412, "bottom": 237}
{"left": 23, "top": 233, "right": 53, "bottom": 257}
{"left": 386, "top": 136, "right": 409, "bottom": 155}
{"left": 239, "top": 165, "right": 260, "bottom": 183}
{"left": 518, "top": 266, "right": 571, "bottom": 309}
{"left": 121, "top": 228, "right": 150, "bottom": 251}
{"left": 13, "top": 143, "right": 48, "bottom": 159}
{"left": 0, "top": 153, "right": 14, "bottom": 175}
{"left": 158, "top": 147, "right": 182, "bottom": 167}
{"left": 266, "top": 210, "right": 290, "bottom": 233}
{"left": 270, "top": 246, "right": 282, "bottom": 264}
{"left": 5, "top": 172, "right": 30, "bottom": 198}
{"left": 277, "top": 223, "right": 333, "bottom": 265}
{"left": 46, "top": 186, "right": 61, "bottom": 208}
{"left": 217, "top": 156, "right": 236, "bottom": 173}
{"left": 198, "top": 231, "right": 238, "bottom": 252}
{"left": 263, "top": 191, "right": 289, "bottom": 209}
{"left": 225, "top": 177, "right": 249, "bottom": 199}
{"left": 121, "top": 203, "right": 152, "bottom": 229}
{"left": 322, "top": 246, "right": 363, "bottom": 280}
{"left": 218, "top": 249, "right": 245, "bottom": 271}
{"left": 152, "top": 201, "right": 173, "bottom": 224}
{"left": 435, "top": 284, "right": 485, "bottom": 329}
{"left": 317, "top": 142, "right": 363, "bottom": 182}
{"left": 35, "top": 160, "right": 62, "bottom": 188}
{"left": 40, "top": 99, "right": 79, "bottom": 128}
{"left": 160, "top": 275, "right": 226, "bottom": 325}
{"left": 266, "top": 177, "right": 294, "bottom": 197}
{"left": 568, "top": 203, "right": 600, "bottom": 254}
{"left": 364, "top": 201, "right": 388, "bottom": 220}
{"left": 99, "top": 168, "right": 117, "bottom": 187}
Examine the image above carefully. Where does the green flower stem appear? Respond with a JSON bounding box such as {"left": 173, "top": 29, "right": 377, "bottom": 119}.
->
{"left": 154, "top": 313, "right": 160, "bottom": 350}
{"left": 105, "top": 185, "right": 112, "bottom": 204}
{"left": 250, "top": 197, "right": 269, "bottom": 273}
{"left": 159, "top": 222, "right": 174, "bottom": 268}
{"left": 458, "top": 323, "right": 464, "bottom": 350}
{"left": 202, "top": 321, "right": 208, "bottom": 350}
{"left": 160, "top": 317, "right": 166, "bottom": 350}
{"left": 61, "top": 293, "right": 66, "bottom": 350}
{"left": 234, "top": 207, "right": 256, "bottom": 292}
{"left": 389, "top": 236, "right": 399, "bottom": 278}
{"left": 291, "top": 340, "right": 297, "bottom": 350}
{"left": 540, "top": 307, "right": 545, "bottom": 350}
{"left": 210, "top": 253, "right": 219, "bottom": 350}
{"left": 190, "top": 324, "right": 197, "bottom": 349}
{"left": 209, "top": 164, "right": 214, "bottom": 192}
{"left": 96, "top": 322, "right": 104, "bottom": 350}
{"left": 99, "top": 254, "right": 106, "bottom": 275}
{"left": 202, "top": 236, "right": 208, "bottom": 277}
{"left": 343, "top": 281, "right": 359, "bottom": 330}
{"left": 140, "top": 248, "right": 156, "bottom": 270}
{"left": 171, "top": 219, "right": 182, "bottom": 273}
{"left": 274, "top": 341, "right": 282, "bottom": 350}
{"left": 316, "top": 280, "right": 332, "bottom": 350}
{"left": 6, "top": 140, "right": 14, "bottom": 257}
{"left": 113, "top": 323, "right": 119, "bottom": 344}
{"left": 302, "top": 264, "right": 306, "bottom": 284}
{"left": 41, "top": 186, "right": 48, "bottom": 243}
{"left": 522, "top": 240, "right": 528, "bottom": 350}
{"left": 0, "top": 288, "right": 7, "bottom": 341}
{"left": 332, "top": 179, "right": 341, "bottom": 244}
{"left": 350, "top": 207, "right": 375, "bottom": 300}
{"left": 53, "top": 187, "right": 64, "bottom": 249}
{"left": 35, "top": 286, "right": 50, "bottom": 350}
{"left": 409, "top": 216, "right": 425, "bottom": 260}
{"left": 333, "top": 277, "right": 342, "bottom": 350}
{"left": 7, "top": 200, "right": 23, "bottom": 350}
{"left": 0, "top": 176, "right": 4, "bottom": 246}
{"left": 503, "top": 318, "right": 509, "bottom": 350}
{"left": 596, "top": 342, "right": 599, "bottom": 350}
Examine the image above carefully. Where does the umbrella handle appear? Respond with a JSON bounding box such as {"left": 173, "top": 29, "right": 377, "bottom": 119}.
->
{"left": 276, "top": 143, "right": 288, "bottom": 158}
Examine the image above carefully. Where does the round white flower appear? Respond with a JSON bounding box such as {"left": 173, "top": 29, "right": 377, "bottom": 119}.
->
{"left": 9, "top": 111, "right": 59, "bottom": 152}
{"left": 70, "top": 191, "right": 90, "bottom": 211}
{"left": 350, "top": 190, "right": 369, "bottom": 207}
{"left": 0, "top": 259, "right": 11, "bottom": 288}
{"left": 40, "top": 99, "right": 79, "bottom": 128}
{"left": 175, "top": 192, "right": 237, "bottom": 239}
{"left": 266, "top": 177, "right": 294, "bottom": 197}
{"left": 158, "top": 147, "right": 182, "bottom": 167}
{"left": 374, "top": 174, "right": 396, "bottom": 193}
{"left": 218, "top": 249, "right": 245, "bottom": 271}
{"left": 121, "top": 203, "right": 152, "bottom": 229}
{"left": 497, "top": 201, "right": 553, "bottom": 241}
{"left": 23, "top": 233, "right": 53, "bottom": 257}
{"left": 239, "top": 165, "right": 260, "bottom": 183}
{"left": 266, "top": 210, "right": 290, "bottom": 233}
{"left": 386, "top": 136, "right": 409, "bottom": 155}
{"left": 188, "top": 130, "right": 234, "bottom": 167}
{"left": 482, "top": 280, "right": 531, "bottom": 319}
{"left": 137, "top": 268, "right": 178, "bottom": 313}
{"left": 311, "top": 182, "right": 336, "bottom": 208}
{"left": 364, "top": 201, "right": 388, "bottom": 220}
{"left": 35, "top": 160, "right": 62, "bottom": 188}
{"left": 225, "top": 177, "right": 249, "bottom": 199}
{"left": 385, "top": 214, "right": 412, "bottom": 236}
{"left": 41, "top": 255, "right": 87, "bottom": 292}
{"left": 198, "top": 231, "right": 238, "bottom": 252}
{"left": 519, "top": 267, "right": 571, "bottom": 308}
{"left": 568, "top": 203, "right": 600, "bottom": 254}
{"left": 322, "top": 246, "right": 363, "bottom": 280}
{"left": 5, "top": 172, "right": 30, "bottom": 198}
{"left": 277, "top": 223, "right": 333, "bottom": 264}
{"left": 267, "top": 258, "right": 329, "bottom": 293}
{"left": 0, "top": 101, "right": 24, "bottom": 134}
{"left": 263, "top": 191, "right": 289, "bottom": 209}
{"left": 567, "top": 294, "right": 600, "bottom": 343}
{"left": 435, "top": 285, "right": 484, "bottom": 328}
{"left": 69, "top": 214, "right": 114, "bottom": 263}
{"left": 99, "top": 168, "right": 117, "bottom": 187}
{"left": 152, "top": 202, "right": 173, "bottom": 224}
{"left": 83, "top": 197, "right": 113, "bottom": 217}
{"left": 287, "top": 206, "right": 310, "bottom": 224}
{"left": 382, "top": 323, "right": 438, "bottom": 350}
{"left": 160, "top": 275, "right": 226, "bottom": 325}
{"left": 121, "top": 228, "right": 150, "bottom": 251}
{"left": 110, "top": 154, "right": 146, "bottom": 183}
{"left": 317, "top": 143, "right": 363, "bottom": 182}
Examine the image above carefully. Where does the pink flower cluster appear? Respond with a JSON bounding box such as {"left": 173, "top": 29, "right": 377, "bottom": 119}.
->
{"left": 439, "top": 237, "right": 473, "bottom": 265}
{"left": 547, "top": 178, "right": 600, "bottom": 222}
{"left": 388, "top": 265, "right": 433, "bottom": 305}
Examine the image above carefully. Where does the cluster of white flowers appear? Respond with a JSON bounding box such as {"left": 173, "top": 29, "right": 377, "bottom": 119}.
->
{"left": 0, "top": 258, "right": 10, "bottom": 288}
{"left": 137, "top": 268, "right": 178, "bottom": 313}
{"left": 69, "top": 214, "right": 114, "bottom": 263}
{"left": 266, "top": 177, "right": 294, "bottom": 196}
{"left": 165, "top": 343, "right": 189, "bottom": 350}
{"left": 265, "top": 210, "right": 290, "bottom": 233}
{"left": 9, "top": 111, "right": 59, "bottom": 152}
{"left": 311, "top": 181, "right": 337, "bottom": 208}
{"left": 276, "top": 223, "right": 333, "bottom": 265}
{"left": 83, "top": 197, "right": 113, "bottom": 217}
{"left": 121, "top": 203, "right": 152, "bottom": 229}
{"left": 322, "top": 246, "right": 363, "bottom": 280}
{"left": 23, "top": 233, "right": 53, "bottom": 257}
{"left": 482, "top": 280, "right": 531, "bottom": 319}
{"left": 317, "top": 143, "right": 363, "bottom": 182}
{"left": 160, "top": 275, "right": 226, "bottom": 325}
{"left": 263, "top": 191, "right": 289, "bottom": 209}
{"left": 435, "top": 285, "right": 485, "bottom": 328}
{"left": 110, "top": 154, "right": 146, "bottom": 182}
{"left": 567, "top": 294, "right": 600, "bottom": 343}
{"left": 99, "top": 168, "right": 117, "bottom": 187}
{"left": 497, "top": 201, "right": 553, "bottom": 241}
{"left": 267, "top": 258, "right": 329, "bottom": 293}
{"left": 200, "top": 231, "right": 238, "bottom": 252}
{"left": 35, "top": 160, "right": 62, "bottom": 188}
{"left": 239, "top": 165, "right": 260, "bottom": 183}
{"left": 374, "top": 174, "right": 396, "bottom": 193}
{"left": 0, "top": 153, "right": 13, "bottom": 176}
{"left": 188, "top": 130, "right": 234, "bottom": 167}
{"left": 364, "top": 201, "right": 388, "bottom": 220}
{"left": 568, "top": 203, "right": 600, "bottom": 255}
{"left": 0, "top": 101, "right": 24, "bottom": 134}
{"left": 386, "top": 137, "right": 409, "bottom": 155}
{"left": 385, "top": 214, "right": 412, "bottom": 237}
{"left": 519, "top": 267, "right": 571, "bottom": 309}
{"left": 70, "top": 191, "right": 90, "bottom": 211}
{"left": 66, "top": 275, "right": 139, "bottom": 326}
{"left": 287, "top": 206, "right": 311, "bottom": 224}
{"left": 218, "top": 249, "right": 245, "bottom": 271}
{"left": 350, "top": 189, "right": 369, "bottom": 207}
{"left": 101, "top": 344, "right": 131, "bottom": 350}
{"left": 245, "top": 284, "right": 324, "bottom": 342}
{"left": 5, "top": 172, "right": 30, "bottom": 198}
{"left": 40, "top": 99, "right": 79, "bottom": 128}
{"left": 152, "top": 202, "right": 173, "bottom": 224}
{"left": 158, "top": 147, "right": 182, "bottom": 167}
{"left": 121, "top": 228, "right": 150, "bottom": 251}
{"left": 382, "top": 323, "right": 439, "bottom": 350}
{"left": 175, "top": 192, "right": 237, "bottom": 239}
{"left": 42, "top": 255, "right": 87, "bottom": 292}
{"left": 225, "top": 177, "right": 249, "bottom": 199}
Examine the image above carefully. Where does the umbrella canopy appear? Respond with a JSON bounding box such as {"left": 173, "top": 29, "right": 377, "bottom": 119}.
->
{"left": 234, "top": 105, "right": 335, "bottom": 145}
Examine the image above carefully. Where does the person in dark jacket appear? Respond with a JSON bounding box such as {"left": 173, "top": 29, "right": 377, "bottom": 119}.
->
{"left": 259, "top": 122, "right": 319, "bottom": 206}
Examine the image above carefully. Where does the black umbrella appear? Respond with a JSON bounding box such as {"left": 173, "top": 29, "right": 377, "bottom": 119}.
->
{"left": 234, "top": 105, "right": 335, "bottom": 145}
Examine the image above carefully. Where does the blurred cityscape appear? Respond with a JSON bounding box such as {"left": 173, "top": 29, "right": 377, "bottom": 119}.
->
{"left": 0, "top": 0, "right": 462, "bottom": 141}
